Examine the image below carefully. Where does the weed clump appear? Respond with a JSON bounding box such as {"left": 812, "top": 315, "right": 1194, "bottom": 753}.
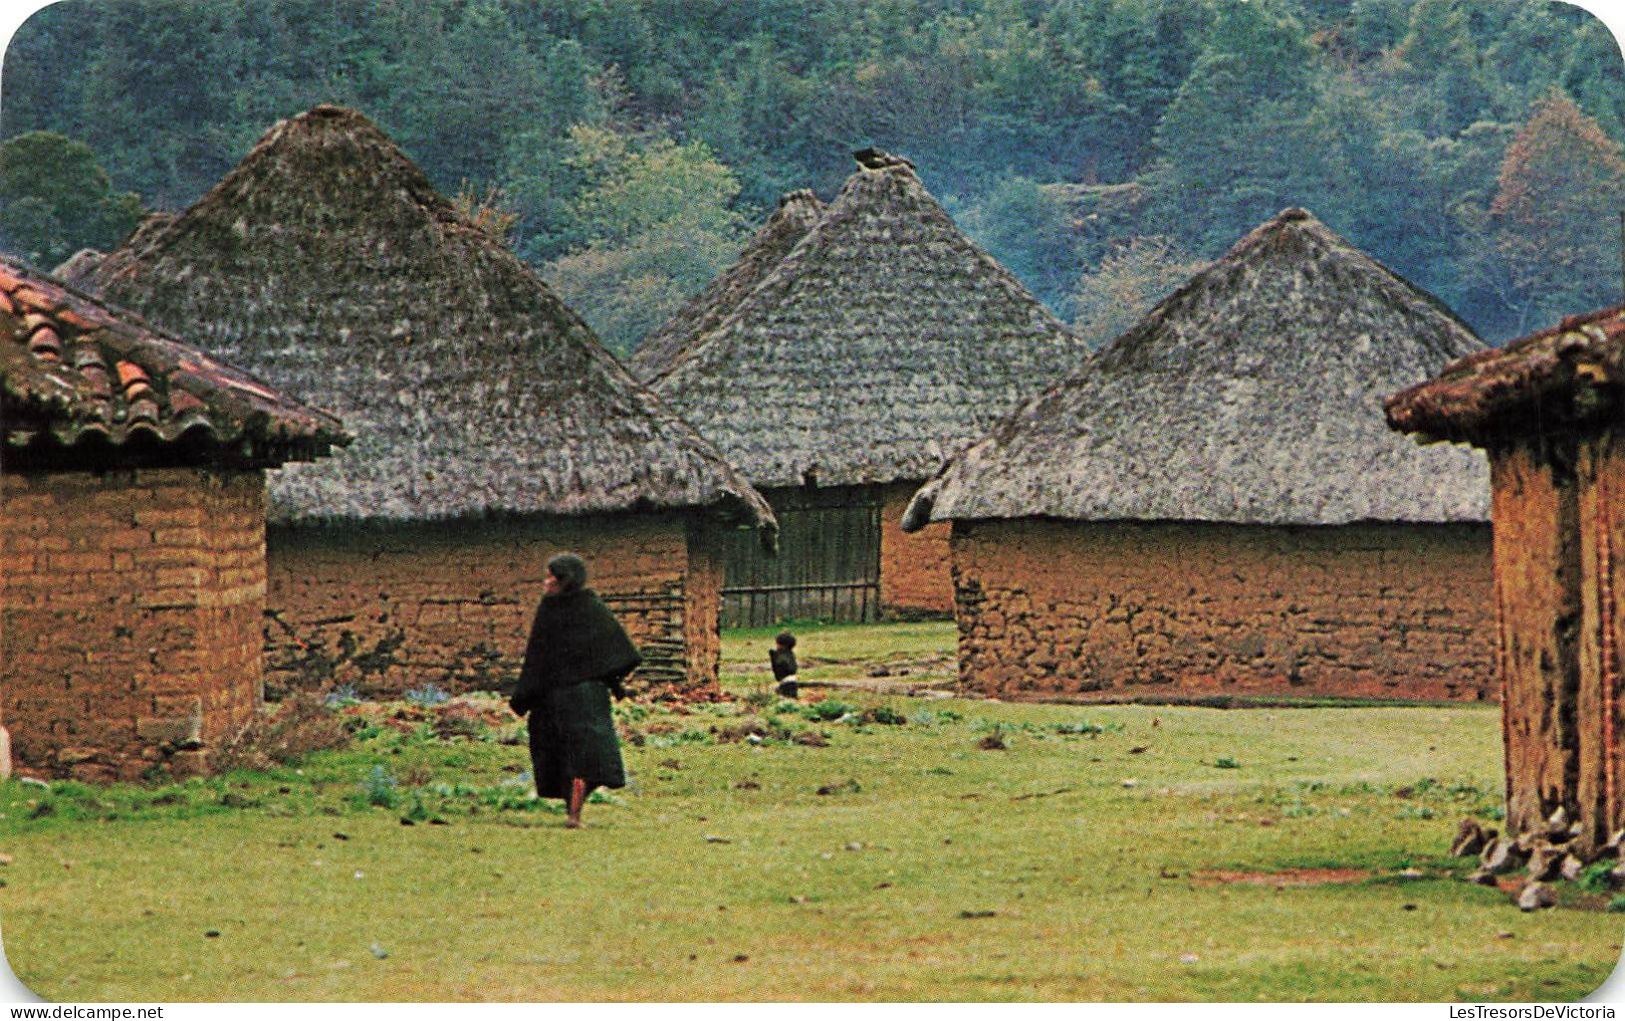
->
{"left": 404, "top": 684, "right": 450, "bottom": 708}
{"left": 214, "top": 693, "right": 352, "bottom": 772}
{"left": 803, "top": 698, "right": 857, "bottom": 722}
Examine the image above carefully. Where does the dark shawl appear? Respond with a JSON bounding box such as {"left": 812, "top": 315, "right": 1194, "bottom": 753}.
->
{"left": 510, "top": 587, "right": 642, "bottom": 715}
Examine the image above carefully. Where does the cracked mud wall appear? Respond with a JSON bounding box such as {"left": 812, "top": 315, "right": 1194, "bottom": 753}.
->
{"left": 949, "top": 518, "right": 1496, "bottom": 701}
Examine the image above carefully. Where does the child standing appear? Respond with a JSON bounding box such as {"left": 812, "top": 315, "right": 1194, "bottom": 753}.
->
{"left": 770, "top": 631, "right": 799, "bottom": 698}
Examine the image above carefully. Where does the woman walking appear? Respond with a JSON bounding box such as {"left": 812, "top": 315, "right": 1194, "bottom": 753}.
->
{"left": 508, "top": 553, "right": 641, "bottom": 828}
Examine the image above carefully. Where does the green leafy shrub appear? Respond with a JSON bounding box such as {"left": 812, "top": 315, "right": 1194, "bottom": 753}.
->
{"left": 362, "top": 765, "right": 399, "bottom": 809}
{"left": 804, "top": 699, "right": 857, "bottom": 722}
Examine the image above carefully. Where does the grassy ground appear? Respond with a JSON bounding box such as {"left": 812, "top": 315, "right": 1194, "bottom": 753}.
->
{"left": 721, "top": 619, "right": 958, "bottom": 690}
{"left": 1, "top": 623, "right": 1621, "bottom": 1002}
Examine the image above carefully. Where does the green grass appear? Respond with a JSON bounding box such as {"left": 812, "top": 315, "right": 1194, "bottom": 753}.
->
{"left": 721, "top": 619, "right": 958, "bottom": 691}
{"left": 1, "top": 682, "right": 1619, "bottom": 1002}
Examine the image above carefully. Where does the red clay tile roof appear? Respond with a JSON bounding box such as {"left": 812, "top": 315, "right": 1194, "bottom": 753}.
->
{"left": 1386, "top": 304, "right": 1625, "bottom": 446}
{"left": 0, "top": 256, "right": 349, "bottom": 467}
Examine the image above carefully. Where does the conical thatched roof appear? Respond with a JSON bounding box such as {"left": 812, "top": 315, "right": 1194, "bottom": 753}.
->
{"left": 648, "top": 150, "right": 1090, "bottom": 490}
{"left": 904, "top": 208, "right": 1491, "bottom": 530}
{"left": 78, "top": 105, "right": 774, "bottom": 534}
{"left": 1386, "top": 304, "right": 1625, "bottom": 446}
{"left": 628, "top": 189, "right": 824, "bottom": 382}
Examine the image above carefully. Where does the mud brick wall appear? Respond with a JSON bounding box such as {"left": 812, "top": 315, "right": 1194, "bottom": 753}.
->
{"left": 264, "top": 512, "right": 723, "bottom": 696}
{"left": 879, "top": 481, "right": 953, "bottom": 616}
{"left": 682, "top": 520, "right": 726, "bottom": 692}
{"left": 1576, "top": 429, "right": 1625, "bottom": 849}
{"left": 1, "top": 468, "right": 267, "bottom": 781}
{"left": 1494, "top": 434, "right": 1625, "bottom": 851}
{"left": 950, "top": 518, "right": 1496, "bottom": 701}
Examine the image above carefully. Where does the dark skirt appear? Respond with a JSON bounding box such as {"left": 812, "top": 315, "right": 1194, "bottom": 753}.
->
{"left": 527, "top": 681, "right": 626, "bottom": 800}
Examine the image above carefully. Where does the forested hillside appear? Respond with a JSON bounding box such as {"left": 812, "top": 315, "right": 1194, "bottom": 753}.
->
{"left": 2, "top": 0, "right": 1623, "bottom": 348}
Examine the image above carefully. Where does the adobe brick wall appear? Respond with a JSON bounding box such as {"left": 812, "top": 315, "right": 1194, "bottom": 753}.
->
{"left": 683, "top": 519, "right": 726, "bottom": 691}
{"left": 1493, "top": 433, "right": 1625, "bottom": 851}
{"left": 950, "top": 518, "right": 1496, "bottom": 701}
{"left": 879, "top": 481, "right": 953, "bottom": 616}
{"left": 264, "top": 512, "right": 724, "bottom": 696}
{"left": 1, "top": 468, "right": 266, "bottom": 781}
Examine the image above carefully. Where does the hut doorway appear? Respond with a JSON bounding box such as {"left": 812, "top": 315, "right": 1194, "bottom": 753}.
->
{"left": 720, "top": 485, "right": 881, "bottom": 626}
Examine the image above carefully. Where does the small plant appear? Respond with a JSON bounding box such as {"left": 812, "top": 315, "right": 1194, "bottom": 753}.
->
{"left": 1213, "top": 756, "right": 1241, "bottom": 769}
{"left": 362, "top": 765, "right": 399, "bottom": 809}
{"left": 404, "top": 684, "right": 450, "bottom": 708}
{"left": 978, "top": 724, "right": 1009, "bottom": 751}
{"left": 867, "top": 705, "right": 907, "bottom": 726}
{"left": 323, "top": 683, "right": 363, "bottom": 708}
{"left": 1056, "top": 721, "right": 1120, "bottom": 736}
{"left": 909, "top": 709, "right": 937, "bottom": 727}
{"left": 1577, "top": 861, "right": 1619, "bottom": 895}
{"left": 804, "top": 698, "right": 857, "bottom": 722}
{"left": 1608, "top": 896, "right": 1625, "bottom": 914}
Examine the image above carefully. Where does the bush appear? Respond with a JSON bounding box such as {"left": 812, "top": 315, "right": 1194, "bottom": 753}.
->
{"left": 213, "top": 694, "right": 352, "bottom": 772}
{"left": 362, "top": 765, "right": 399, "bottom": 809}
{"left": 804, "top": 699, "right": 856, "bottom": 722}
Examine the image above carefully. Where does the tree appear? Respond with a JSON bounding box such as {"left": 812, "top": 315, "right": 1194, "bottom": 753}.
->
{"left": 541, "top": 127, "right": 751, "bottom": 355}
{"left": 953, "top": 176, "right": 1081, "bottom": 318}
{"left": 1387, "top": 0, "right": 1492, "bottom": 136}
{"left": 0, "top": 132, "right": 143, "bottom": 268}
{"left": 1141, "top": 0, "right": 1348, "bottom": 253}
{"left": 1072, "top": 234, "right": 1206, "bottom": 347}
{"left": 1483, "top": 89, "right": 1625, "bottom": 329}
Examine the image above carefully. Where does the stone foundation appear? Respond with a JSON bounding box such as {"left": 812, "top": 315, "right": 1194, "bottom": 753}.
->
{"left": 950, "top": 518, "right": 1496, "bottom": 701}
{"left": 1, "top": 468, "right": 267, "bottom": 781}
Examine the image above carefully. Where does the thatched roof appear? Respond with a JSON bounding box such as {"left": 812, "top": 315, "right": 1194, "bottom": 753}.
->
{"left": 648, "top": 149, "right": 1090, "bottom": 490}
{"left": 53, "top": 214, "right": 177, "bottom": 288}
{"left": 0, "top": 255, "right": 347, "bottom": 468}
{"left": 627, "top": 189, "right": 824, "bottom": 382}
{"left": 78, "top": 105, "right": 775, "bottom": 535}
{"left": 1386, "top": 304, "right": 1625, "bottom": 447}
{"left": 904, "top": 208, "right": 1491, "bottom": 530}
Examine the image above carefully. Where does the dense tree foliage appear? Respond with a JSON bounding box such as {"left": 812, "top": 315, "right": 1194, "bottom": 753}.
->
{"left": 2, "top": 0, "right": 1622, "bottom": 348}
{"left": 0, "top": 131, "right": 142, "bottom": 267}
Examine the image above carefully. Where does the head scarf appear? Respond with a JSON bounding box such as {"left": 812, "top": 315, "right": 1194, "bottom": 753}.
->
{"left": 547, "top": 553, "right": 588, "bottom": 594}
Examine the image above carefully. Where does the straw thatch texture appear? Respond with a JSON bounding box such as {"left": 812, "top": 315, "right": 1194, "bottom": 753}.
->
{"left": 1386, "top": 304, "right": 1625, "bottom": 446}
{"left": 649, "top": 150, "right": 1089, "bottom": 489}
{"left": 80, "top": 105, "right": 774, "bottom": 534}
{"left": 628, "top": 190, "right": 824, "bottom": 382}
{"left": 906, "top": 208, "right": 1491, "bottom": 529}
{"left": 0, "top": 255, "right": 346, "bottom": 466}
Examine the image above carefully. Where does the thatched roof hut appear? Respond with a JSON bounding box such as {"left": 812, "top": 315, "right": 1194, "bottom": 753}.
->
{"left": 77, "top": 104, "right": 773, "bottom": 695}
{"left": 628, "top": 189, "right": 824, "bottom": 382}
{"left": 82, "top": 105, "right": 772, "bottom": 533}
{"left": 906, "top": 207, "right": 1490, "bottom": 531}
{"left": 903, "top": 208, "right": 1499, "bottom": 703}
{"left": 650, "top": 149, "right": 1089, "bottom": 490}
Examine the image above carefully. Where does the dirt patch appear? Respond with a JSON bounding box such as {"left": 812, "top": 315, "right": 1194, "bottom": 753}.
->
{"left": 1188, "top": 867, "right": 1373, "bottom": 887}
